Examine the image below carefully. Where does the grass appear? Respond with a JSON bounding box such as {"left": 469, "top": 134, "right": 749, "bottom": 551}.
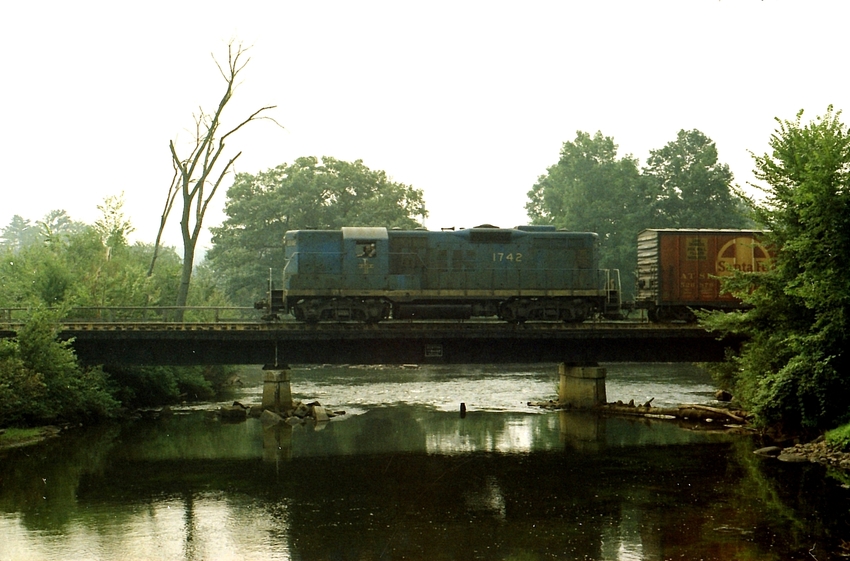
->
{"left": 0, "top": 427, "right": 47, "bottom": 448}
{"left": 825, "top": 422, "right": 850, "bottom": 452}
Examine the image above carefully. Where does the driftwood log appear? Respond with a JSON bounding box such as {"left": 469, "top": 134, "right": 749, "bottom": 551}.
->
{"left": 528, "top": 398, "right": 750, "bottom": 424}
{"left": 601, "top": 402, "right": 747, "bottom": 423}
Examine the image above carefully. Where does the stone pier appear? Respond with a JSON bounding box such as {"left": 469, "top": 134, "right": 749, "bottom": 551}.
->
{"left": 262, "top": 365, "right": 293, "bottom": 413}
{"left": 558, "top": 362, "right": 607, "bottom": 408}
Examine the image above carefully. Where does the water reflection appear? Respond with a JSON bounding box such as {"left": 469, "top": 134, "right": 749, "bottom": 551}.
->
{"left": 1, "top": 365, "right": 849, "bottom": 560}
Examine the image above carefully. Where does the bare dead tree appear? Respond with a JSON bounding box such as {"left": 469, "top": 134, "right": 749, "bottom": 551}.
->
{"left": 146, "top": 166, "right": 180, "bottom": 277}
{"left": 148, "top": 41, "right": 280, "bottom": 320}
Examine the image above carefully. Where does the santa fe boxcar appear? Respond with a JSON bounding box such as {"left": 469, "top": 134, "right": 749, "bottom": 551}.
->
{"left": 635, "top": 229, "right": 773, "bottom": 322}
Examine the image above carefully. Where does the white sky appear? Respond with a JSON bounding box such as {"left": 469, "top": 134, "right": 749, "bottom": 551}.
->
{"left": 1, "top": 1, "right": 847, "bottom": 254}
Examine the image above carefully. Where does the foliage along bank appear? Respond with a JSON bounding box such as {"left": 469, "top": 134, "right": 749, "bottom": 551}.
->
{"left": 0, "top": 309, "right": 236, "bottom": 428}
{"left": 0, "top": 201, "right": 237, "bottom": 428}
{"left": 702, "top": 107, "right": 850, "bottom": 432}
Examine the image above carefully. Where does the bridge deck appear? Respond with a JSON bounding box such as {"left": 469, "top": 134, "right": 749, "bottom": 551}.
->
{"left": 0, "top": 320, "right": 740, "bottom": 365}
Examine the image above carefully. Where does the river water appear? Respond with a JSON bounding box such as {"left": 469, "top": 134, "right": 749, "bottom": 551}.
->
{"left": 1, "top": 363, "right": 848, "bottom": 560}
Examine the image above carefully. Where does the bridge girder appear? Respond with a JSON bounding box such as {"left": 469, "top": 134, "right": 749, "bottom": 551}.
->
{"left": 38, "top": 322, "right": 742, "bottom": 366}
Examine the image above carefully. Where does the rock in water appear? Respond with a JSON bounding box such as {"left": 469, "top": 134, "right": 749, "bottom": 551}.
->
{"left": 260, "top": 410, "right": 284, "bottom": 426}
{"left": 714, "top": 390, "right": 733, "bottom": 402}
{"left": 312, "top": 405, "right": 330, "bottom": 422}
{"left": 219, "top": 404, "right": 247, "bottom": 421}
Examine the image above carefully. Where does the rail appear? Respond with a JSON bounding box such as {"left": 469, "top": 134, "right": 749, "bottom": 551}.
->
{"left": 0, "top": 306, "right": 260, "bottom": 325}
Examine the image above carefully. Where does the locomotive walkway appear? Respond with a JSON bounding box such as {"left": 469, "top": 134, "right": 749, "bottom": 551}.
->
{"left": 0, "top": 307, "right": 741, "bottom": 366}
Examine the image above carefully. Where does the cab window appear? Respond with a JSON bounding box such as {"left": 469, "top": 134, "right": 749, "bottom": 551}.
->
{"left": 357, "top": 241, "right": 377, "bottom": 258}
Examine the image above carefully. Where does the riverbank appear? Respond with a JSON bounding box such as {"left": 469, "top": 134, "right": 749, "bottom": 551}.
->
{"left": 778, "top": 438, "right": 850, "bottom": 472}
{"left": 0, "top": 426, "right": 62, "bottom": 449}
{"left": 531, "top": 399, "right": 850, "bottom": 477}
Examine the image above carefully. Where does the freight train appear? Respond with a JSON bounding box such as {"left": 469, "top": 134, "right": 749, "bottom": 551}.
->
{"left": 259, "top": 225, "right": 772, "bottom": 323}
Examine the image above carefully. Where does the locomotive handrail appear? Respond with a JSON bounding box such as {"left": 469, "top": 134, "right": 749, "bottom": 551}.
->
{"left": 601, "top": 269, "right": 622, "bottom": 306}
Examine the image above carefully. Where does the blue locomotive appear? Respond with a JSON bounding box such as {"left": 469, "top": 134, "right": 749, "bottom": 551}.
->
{"left": 265, "top": 225, "right": 621, "bottom": 323}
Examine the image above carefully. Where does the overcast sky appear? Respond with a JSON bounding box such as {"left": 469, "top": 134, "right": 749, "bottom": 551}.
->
{"left": 1, "top": 1, "right": 847, "bottom": 253}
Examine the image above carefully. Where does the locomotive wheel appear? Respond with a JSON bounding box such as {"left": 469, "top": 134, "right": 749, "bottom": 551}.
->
{"left": 291, "top": 300, "right": 319, "bottom": 323}
{"left": 361, "top": 298, "right": 391, "bottom": 323}
{"left": 561, "top": 307, "right": 586, "bottom": 323}
{"left": 497, "top": 299, "right": 528, "bottom": 323}
{"left": 292, "top": 297, "right": 390, "bottom": 323}
{"left": 559, "top": 299, "right": 591, "bottom": 323}
{"left": 499, "top": 298, "right": 591, "bottom": 323}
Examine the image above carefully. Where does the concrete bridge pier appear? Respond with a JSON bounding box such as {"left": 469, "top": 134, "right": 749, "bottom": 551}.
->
{"left": 558, "top": 362, "right": 607, "bottom": 408}
{"left": 262, "top": 365, "right": 293, "bottom": 413}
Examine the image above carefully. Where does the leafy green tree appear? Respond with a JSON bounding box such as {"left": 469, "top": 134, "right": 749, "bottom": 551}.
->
{"left": 703, "top": 107, "right": 850, "bottom": 430}
{"left": 643, "top": 129, "right": 750, "bottom": 228}
{"left": 1, "top": 210, "right": 86, "bottom": 254}
{"left": 0, "top": 202, "right": 241, "bottom": 423}
{"left": 527, "top": 130, "right": 752, "bottom": 299}
{"left": 93, "top": 193, "right": 135, "bottom": 256}
{"left": 37, "top": 210, "right": 86, "bottom": 246}
{"left": 1, "top": 215, "right": 40, "bottom": 252}
{"left": 0, "top": 233, "right": 72, "bottom": 307}
{"left": 0, "top": 309, "right": 119, "bottom": 426}
{"left": 208, "top": 155, "right": 428, "bottom": 305}
{"left": 526, "top": 131, "right": 655, "bottom": 298}
{"left": 102, "top": 364, "right": 230, "bottom": 407}
{"left": 0, "top": 208, "right": 166, "bottom": 312}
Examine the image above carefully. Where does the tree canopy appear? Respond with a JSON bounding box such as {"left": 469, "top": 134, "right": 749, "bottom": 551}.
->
{"left": 526, "top": 129, "right": 750, "bottom": 297}
{"left": 207, "top": 155, "right": 428, "bottom": 305}
{"left": 0, "top": 202, "right": 239, "bottom": 424}
{"left": 643, "top": 129, "right": 749, "bottom": 227}
{"left": 703, "top": 107, "right": 850, "bottom": 430}
{"left": 526, "top": 131, "right": 651, "bottom": 297}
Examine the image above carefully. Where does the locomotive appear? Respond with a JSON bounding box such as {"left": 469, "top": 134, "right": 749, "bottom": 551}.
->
{"left": 263, "top": 225, "right": 622, "bottom": 323}
{"left": 259, "top": 225, "right": 772, "bottom": 323}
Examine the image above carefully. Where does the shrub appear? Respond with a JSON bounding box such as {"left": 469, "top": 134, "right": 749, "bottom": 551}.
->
{"left": 826, "top": 423, "right": 850, "bottom": 452}
{"left": 0, "top": 309, "right": 119, "bottom": 427}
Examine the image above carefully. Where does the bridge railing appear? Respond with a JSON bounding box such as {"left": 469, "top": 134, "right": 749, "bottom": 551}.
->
{"left": 0, "top": 306, "right": 261, "bottom": 325}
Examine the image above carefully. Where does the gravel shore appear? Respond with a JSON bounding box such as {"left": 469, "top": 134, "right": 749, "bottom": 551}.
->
{"left": 776, "top": 438, "right": 850, "bottom": 471}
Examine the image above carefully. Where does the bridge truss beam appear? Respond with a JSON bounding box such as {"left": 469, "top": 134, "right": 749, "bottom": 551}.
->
{"left": 38, "top": 321, "right": 742, "bottom": 366}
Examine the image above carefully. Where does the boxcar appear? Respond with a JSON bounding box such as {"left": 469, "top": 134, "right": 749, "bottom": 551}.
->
{"left": 635, "top": 229, "right": 773, "bottom": 322}
{"left": 270, "top": 225, "right": 620, "bottom": 323}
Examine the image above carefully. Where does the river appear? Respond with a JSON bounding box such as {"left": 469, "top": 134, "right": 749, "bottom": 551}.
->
{"left": 1, "top": 363, "right": 848, "bottom": 560}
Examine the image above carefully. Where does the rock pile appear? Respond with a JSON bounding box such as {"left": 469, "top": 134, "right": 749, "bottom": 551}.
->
{"left": 755, "top": 438, "right": 850, "bottom": 471}
{"left": 215, "top": 400, "right": 347, "bottom": 424}
{"left": 255, "top": 400, "right": 345, "bottom": 427}
{"left": 781, "top": 439, "right": 850, "bottom": 471}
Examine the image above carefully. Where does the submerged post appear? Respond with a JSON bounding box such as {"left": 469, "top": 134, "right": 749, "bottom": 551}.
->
{"left": 262, "top": 365, "right": 293, "bottom": 413}
{"left": 558, "top": 362, "right": 607, "bottom": 408}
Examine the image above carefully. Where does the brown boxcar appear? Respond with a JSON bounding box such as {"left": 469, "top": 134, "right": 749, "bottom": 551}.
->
{"left": 635, "top": 229, "right": 773, "bottom": 322}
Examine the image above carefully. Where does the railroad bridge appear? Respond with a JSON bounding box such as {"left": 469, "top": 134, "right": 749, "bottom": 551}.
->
{"left": 0, "top": 308, "right": 741, "bottom": 409}
{"left": 0, "top": 307, "right": 740, "bottom": 366}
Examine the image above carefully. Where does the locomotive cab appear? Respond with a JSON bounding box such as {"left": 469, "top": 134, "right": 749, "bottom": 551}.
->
{"left": 342, "top": 227, "right": 388, "bottom": 289}
{"left": 281, "top": 228, "right": 392, "bottom": 323}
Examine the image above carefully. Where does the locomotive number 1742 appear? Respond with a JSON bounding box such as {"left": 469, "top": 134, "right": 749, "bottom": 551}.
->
{"left": 493, "top": 252, "right": 523, "bottom": 263}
